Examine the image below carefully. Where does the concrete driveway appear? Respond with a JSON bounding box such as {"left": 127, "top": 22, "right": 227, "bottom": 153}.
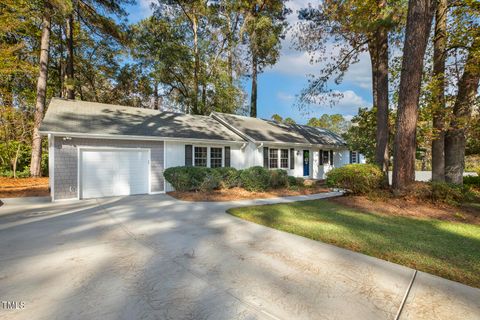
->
{"left": 0, "top": 194, "right": 479, "bottom": 320}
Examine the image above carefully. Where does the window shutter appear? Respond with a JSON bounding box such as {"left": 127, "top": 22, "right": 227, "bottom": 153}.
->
{"left": 263, "top": 147, "right": 269, "bottom": 168}
{"left": 224, "top": 146, "right": 231, "bottom": 167}
{"left": 319, "top": 149, "right": 323, "bottom": 165}
{"left": 329, "top": 150, "right": 333, "bottom": 165}
{"left": 185, "top": 145, "right": 193, "bottom": 166}
{"left": 349, "top": 151, "right": 353, "bottom": 164}
{"left": 290, "top": 148, "right": 295, "bottom": 169}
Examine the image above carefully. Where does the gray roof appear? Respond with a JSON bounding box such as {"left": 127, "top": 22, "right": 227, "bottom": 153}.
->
{"left": 40, "top": 98, "right": 245, "bottom": 142}
{"left": 212, "top": 112, "right": 346, "bottom": 146}
{"left": 293, "top": 124, "right": 346, "bottom": 146}
{"left": 212, "top": 112, "right": 309, "bottom": 144}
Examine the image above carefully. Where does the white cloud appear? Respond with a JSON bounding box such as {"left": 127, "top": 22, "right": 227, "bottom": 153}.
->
{"left": 277, "top": 91, "right": 295, "bottom": 102}
{"left": 264, "top": 0, "right": 372, "bottom": 92}
{"left": 310, "top": 90, "right": 371, "bottom": 117}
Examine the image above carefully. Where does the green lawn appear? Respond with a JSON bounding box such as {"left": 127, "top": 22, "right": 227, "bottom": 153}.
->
{"left": 228, "top": 199, "right": 480, "bottom": 288}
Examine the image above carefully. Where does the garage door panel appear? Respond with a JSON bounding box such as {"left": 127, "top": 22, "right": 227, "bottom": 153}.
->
{"left": 81, "top": 149, "right": 149, "bottom": 199}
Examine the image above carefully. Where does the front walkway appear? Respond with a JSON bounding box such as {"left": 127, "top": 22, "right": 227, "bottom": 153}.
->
{"left": 0, "top": 193, "right": 478, "bottom": 319}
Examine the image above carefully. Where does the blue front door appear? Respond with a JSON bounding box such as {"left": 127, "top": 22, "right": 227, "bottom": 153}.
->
{"left": 303, "top": 150, "right": 310, "bottom": 176}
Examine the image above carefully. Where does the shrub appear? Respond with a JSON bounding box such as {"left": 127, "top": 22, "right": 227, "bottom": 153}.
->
{"left": 463, "top": 175, "right": 480, "bottom": 187}
{"left": 213, "top": 167, "right": 240, "bottom": 188}
{"left": 239, "top": 166, "right": 270, "bottom": 192}
{"left": 326, "top": 164, "right": 383, "bottom": 194}
{"left": 269, "top": 169, "right": 288, "bottom": 188}
{"left": 164, "top": 167, "right": 190, "bottom": 191}
{"left": 428, "top": 181, "right": 474, "bottom": 205}
{"left": 199, "top": 169, "right": 221, "bottom": 192}
{"left": 287, "top": 176, "right": 305, "bottom": 187}
{"left": 164, "top": 166, "right": 215, "bottom": 191}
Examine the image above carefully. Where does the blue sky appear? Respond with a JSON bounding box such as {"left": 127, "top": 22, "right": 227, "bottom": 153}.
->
{"left": 126, "top": 0, "right": 373, "bottom": 124}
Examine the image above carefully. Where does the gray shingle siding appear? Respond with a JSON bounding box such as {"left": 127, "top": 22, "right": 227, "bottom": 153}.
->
{"left": 53, "top": 137, "right": 164, "bottom": 200}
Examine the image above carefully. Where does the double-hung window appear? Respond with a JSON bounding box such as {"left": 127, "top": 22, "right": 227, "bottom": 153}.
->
{"left": 210, "top": 147, "right": 223, "bottom": 168}
{"left": 269, "top": 148, "right": 278, "bottom": 168}
{"left": 322, "top": 151, "right": 330, "bottom": 165}
{"left": 194, "top": 146, "right": 207, "bottom": 167}
{"left": 280, "top": 149, "right": 289, "bottom": 168}
{"left": 351, "top": 151, "right": 358, "bottom": 164}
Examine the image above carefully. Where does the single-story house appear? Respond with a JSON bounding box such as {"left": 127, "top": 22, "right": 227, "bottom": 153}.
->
{"left": 40, "top": 98, "right": 365, "bottom": 201}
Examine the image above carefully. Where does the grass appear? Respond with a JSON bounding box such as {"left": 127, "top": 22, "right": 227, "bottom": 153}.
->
{"left": 228, "top": 199, "right": 480, "bottom": 288}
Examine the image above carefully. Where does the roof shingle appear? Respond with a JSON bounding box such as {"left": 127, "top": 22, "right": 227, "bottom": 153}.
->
{"left": 40, "top": 98, "right": 245, "bottom": 142}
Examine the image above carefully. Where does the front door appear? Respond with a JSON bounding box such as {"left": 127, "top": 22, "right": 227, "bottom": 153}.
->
{"left": 303, "top": 150, "right": 310, "bottom": 177}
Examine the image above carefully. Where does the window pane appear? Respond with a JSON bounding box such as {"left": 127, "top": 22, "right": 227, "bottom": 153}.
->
{"left": 323, "top": 151, "right": 329, "bottom": 164}
{"left": 210, "top": 147, "right": 223, "bottom": 168}
{"left": 194, "top": 147, "right": 207, "bottom": 167}
{"left": 269, "top": 148, "right": 278, "bottom": 168}
{"left": 280, "top": 149, "right": 289, "bottom": 168}
{"left": 352, "top": 151, "right": 357, "bottom": 163}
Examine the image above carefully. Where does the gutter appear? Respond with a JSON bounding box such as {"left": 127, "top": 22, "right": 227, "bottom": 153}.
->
{"left": 38, "top": 131, "right": 246, "bottom": 145}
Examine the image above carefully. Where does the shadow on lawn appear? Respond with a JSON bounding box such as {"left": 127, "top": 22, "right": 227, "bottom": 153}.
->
{"left": 230, "top": 199, "right": 480, "bottom": 288}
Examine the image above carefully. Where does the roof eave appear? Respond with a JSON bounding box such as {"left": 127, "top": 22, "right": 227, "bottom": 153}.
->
{"left": 39, "top": 131, "right": 246, "bottom": 145}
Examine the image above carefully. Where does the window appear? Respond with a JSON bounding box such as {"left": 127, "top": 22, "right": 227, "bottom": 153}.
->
{"left": 351, "top": 151, "right": 358, "bottom": 164}
{"left": 194, "top": 146, "right": 207, "bottom": 167}
{"left": 210, "top": 147, "right": 223, "bottom": 168}
{"left": 322, "top": 151, "right": 330, "bottom": 165}
{"left": 280, "top": 149, "right": 289, "bottom": 168}
{"left": 269, "top": 148, "right": 278, "bottom": 168}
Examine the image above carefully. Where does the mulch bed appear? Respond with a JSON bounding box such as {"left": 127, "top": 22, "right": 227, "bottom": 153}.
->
{"left": 329, "top": 195, "right": 480, "bottom": 225}
{"left": 168, "top": 185, "right": 330, "bottom": 202}
{"left": 0, "top": 177, "right": 50, "bottom": 198}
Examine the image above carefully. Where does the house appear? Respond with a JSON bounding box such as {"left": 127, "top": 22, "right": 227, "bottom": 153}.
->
{"left": 39, "top": 98, "right": 365, "bottom": 201}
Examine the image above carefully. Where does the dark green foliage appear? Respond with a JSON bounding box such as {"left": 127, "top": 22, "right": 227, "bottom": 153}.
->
{"left": 269, "top": 169, "right": 288, "bottom": 188}
{"left": 463, "top": 175, "right": 480, "bottom": 187}
{"left": 326, "top": 164, "right": 383, "bottom": 194}
{"left": 239, "top": 166, "right": 271, "bottom": 192}
{"left": 212, "top": 167, "right": 241, "bottom": 189}
{"left": 428, "top": 182, "right": 474, "bottom": 205}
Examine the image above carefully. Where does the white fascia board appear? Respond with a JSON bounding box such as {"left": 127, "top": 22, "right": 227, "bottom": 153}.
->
{"left": 39, "top": 131, "right": 245, "bottom": 145}
{"left": 259, "top": 141, "right": 345, "bottom": 149}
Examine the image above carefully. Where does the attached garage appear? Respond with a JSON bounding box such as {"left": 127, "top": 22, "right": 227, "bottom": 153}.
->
{"left": 79, "top": 148, "right": 150, "bottom": 199}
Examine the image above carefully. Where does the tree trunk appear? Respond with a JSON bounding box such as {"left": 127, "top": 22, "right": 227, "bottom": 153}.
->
{"left": 431, "top": 0, "right": 447, "bottom": 182}
{"left": 250, "top": 54, "right": 258, "bottom": 118}
{"left": 226, "top": 14, "right": 234, "bottom": 85}
{"left": 192, "top": 15, "right": 199, "bottom": 114}
{"left": 12, "top": 144, "right": 20, "bottom": 179}
{"left": 66, "top": 12, "right": 75, "bottom": 99}
{"left": 392, "top": 0, "right": 436, "bottom": 191}
{"left": 373, "top": 25, "right": 389, "bottom": 181}
{"left": 153, "top": 81, "right": 159, "bottom": 110}
{"left": 445, "top": 36, "right": 480, "bottom": 184}
{"left": 30, "top": 2, "right": 51, "bottom": 177}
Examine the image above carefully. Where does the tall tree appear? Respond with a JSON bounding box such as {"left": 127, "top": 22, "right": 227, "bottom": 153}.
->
{"left": 296, "top": 0, "right": 405, "bottom": 179}
{"left": 30, "top": 1, "right": 52, "bottom": 177}
{"left": 392, "top": 0, "right": 436, "bottom": 191}
{"left": 431, "top": 0, "right": 447, "bottom": 181}
{"left": 242, "top": 0, "right": 289, "bottom": 117}
{"left": 444, "top": 34, "right": 480, "bottom": 184}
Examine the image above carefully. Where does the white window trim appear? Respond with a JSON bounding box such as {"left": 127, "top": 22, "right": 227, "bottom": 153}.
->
{"left": 267, "top": 147, "right": 290, "bottom": 170}
{"left": 193, "top": 145, "right": 225, "bottom": 168}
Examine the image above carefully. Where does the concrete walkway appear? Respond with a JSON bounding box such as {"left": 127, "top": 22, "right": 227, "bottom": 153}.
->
{"left": 0, "top": 193, "right": 478, "bottom": 319}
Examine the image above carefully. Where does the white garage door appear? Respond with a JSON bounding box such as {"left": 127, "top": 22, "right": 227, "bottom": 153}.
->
{"left": 80, "top": 149, "right": 149, "bottom": 199}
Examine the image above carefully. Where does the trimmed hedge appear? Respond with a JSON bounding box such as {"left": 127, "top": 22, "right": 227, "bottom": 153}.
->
{"left": 239, "top": 166, "right": 271, "bottom": 191}
{"left": 164, "top": 166, "right": 306, "bottom": 192}
{"left": 326, "top": 164, "right": 383, "bottom": 194}
{"left": 463, "top": 175, "right": 480, "bottom": 187}
{"left": 270, "top": 169, "right": 289, "bottom": 189}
